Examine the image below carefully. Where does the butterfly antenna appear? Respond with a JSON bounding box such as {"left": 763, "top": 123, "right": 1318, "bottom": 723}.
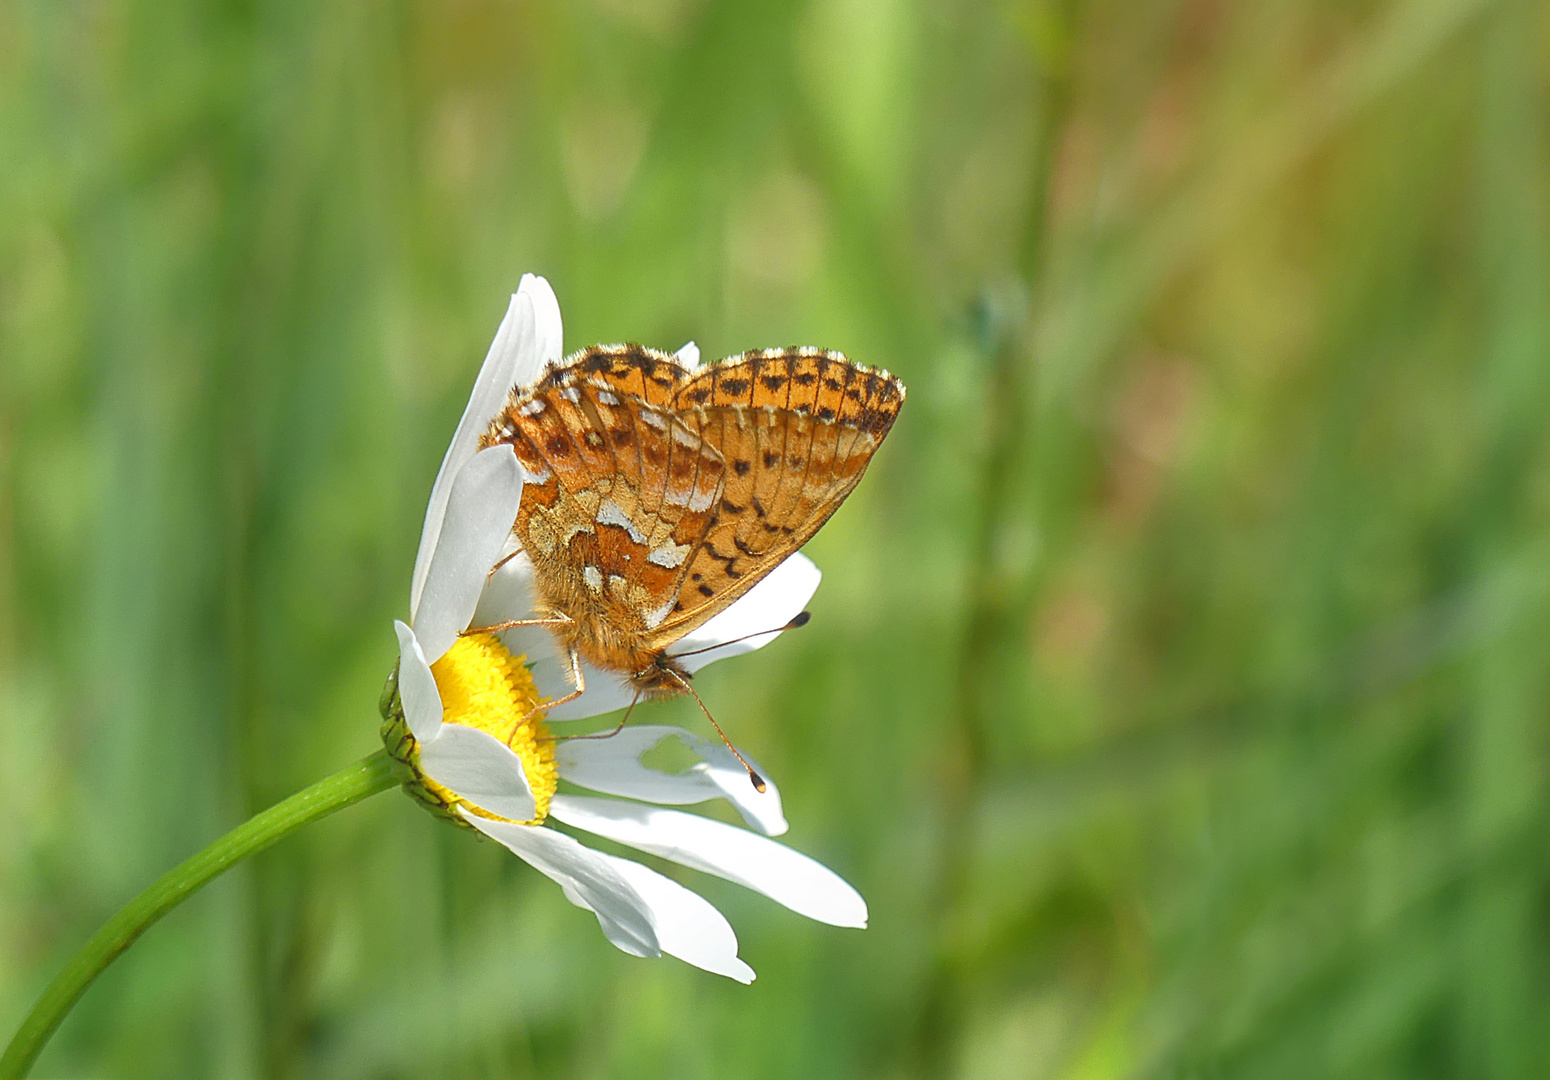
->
{"left": 670, "top": 611, "right": 811, "bottom": 660}
{"left": 663, "top": 669, "right": 767, "bottom": 793}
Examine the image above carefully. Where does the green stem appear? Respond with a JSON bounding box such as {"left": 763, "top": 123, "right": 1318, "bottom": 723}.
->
{"left": 0, "top": 749, "right": 402, "bottom": 1078}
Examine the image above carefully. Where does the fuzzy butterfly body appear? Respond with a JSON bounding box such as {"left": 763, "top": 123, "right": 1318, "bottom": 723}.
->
{"left": 482, "top": 345, "right": 904, "bottom": 697}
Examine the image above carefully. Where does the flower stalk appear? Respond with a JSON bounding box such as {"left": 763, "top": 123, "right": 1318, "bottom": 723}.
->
{"left": 0, "top": 750, "right": 403, "bottom": 1079}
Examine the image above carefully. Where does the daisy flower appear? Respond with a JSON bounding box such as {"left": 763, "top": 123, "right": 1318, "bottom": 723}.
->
{"left": 382, "top": 274, "right": 867, "bottom": 982}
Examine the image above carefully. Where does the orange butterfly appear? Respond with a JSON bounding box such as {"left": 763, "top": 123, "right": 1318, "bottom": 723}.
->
{"left": 476, "top": 345, "right": 903, "bottom": 779}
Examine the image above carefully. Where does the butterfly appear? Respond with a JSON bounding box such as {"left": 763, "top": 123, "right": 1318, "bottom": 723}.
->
{"left": 478, "top": 344, "right": 904, "bottom": 733}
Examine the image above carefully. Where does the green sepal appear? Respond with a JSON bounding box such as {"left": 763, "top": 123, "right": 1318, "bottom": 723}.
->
{"left": 378, "top": 663, "right": 475, "bottom": 831}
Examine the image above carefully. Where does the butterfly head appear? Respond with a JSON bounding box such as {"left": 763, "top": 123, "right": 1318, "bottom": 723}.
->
{"left": 629, "top": 651, "right": 693, "bottom": 698}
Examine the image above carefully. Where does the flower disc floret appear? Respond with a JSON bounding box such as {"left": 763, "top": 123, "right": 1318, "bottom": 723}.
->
{"left": 421, "top": 634, "right": 556, "bottom": 825}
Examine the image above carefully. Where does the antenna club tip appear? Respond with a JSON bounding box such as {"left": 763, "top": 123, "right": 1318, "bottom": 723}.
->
{"left": 749, "top": 770, "right": 767, "bottom": 794}
{"left": 789, "top": 611, "right": 812, "bottom": 629}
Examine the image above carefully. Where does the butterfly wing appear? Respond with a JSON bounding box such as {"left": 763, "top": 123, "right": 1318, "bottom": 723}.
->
{"left": 563, "top": 343, "right": 689, "bottom": 408}
{"left": 485, "top": 345, "right": 904, "bottom": 657}
{"left": 488, "top": 360, "right": 725, "bottom": 637}
{"left": 639, "top": 349, "right": 905, "bottom": 646}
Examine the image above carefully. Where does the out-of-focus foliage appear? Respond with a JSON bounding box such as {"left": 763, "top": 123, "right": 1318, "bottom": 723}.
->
{"left": 3, "top": 0, "right": 1549, "bottom": 1076}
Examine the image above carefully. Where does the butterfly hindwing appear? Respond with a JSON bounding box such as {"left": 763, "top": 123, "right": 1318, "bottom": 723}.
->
{"left": 490, "top": 364, "right": 725, "bottom": 635}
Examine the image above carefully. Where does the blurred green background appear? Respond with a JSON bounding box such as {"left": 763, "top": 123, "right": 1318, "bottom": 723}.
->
{"left": 4, "top": 0, "right": 1550, "bottom": 1076}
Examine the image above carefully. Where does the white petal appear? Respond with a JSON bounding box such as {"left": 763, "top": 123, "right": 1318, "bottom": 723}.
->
{"left": 393, "top": 621, "right": 443, "bottom": 743}
{"left": 462, "top": 811, "right": 657, "bottom": 957}
{"left": 470, "top": 547, "right": 544, "bottom": 650}
{"left": 463, "top": 811, "right": 754, "bottom": 981}
{"left": 605, "top": 853, "right": 754, "bottom": 982}
{"left": 411, "top": 292, "right": 536, "bottom": 615}
{"left": 412, "top": 446, "right": 524, "bottom": 662}
{"left": 472, "top": 551, "right": 644, "bottom": 722}
{"left": 550, "top": 796, "right": 866, "bottom": 929}
{"left": 556, "top": 725, "right": 787, "bottom": 836}
{"left": 519, "top": 274, "right": 564, "bottom": 387}
{"left": 674, "top": 341, "right": 701, "bottom": 369}
{"left": 417, "top": 724, "right": 536, "bottom": 822}
{"left": 669, "top": 553, "right": 821, "bottom": 673}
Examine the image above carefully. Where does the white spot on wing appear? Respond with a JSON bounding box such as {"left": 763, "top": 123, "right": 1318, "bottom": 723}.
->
{"left": 641, "top": 411, "right": 668, "bottom": 430}
{"left": 519, "top": 399, "right": 545, "bottom": 417}
{"left": 597, "top": 390, "right": 621, "bottom": 406}
{"left": 597, "top": 499, "right": 647, "bottom": 544}
{"left": 647, "top": 543, "right": 690, "bottom": 568}
{"left": 643, "top": 598, "right": 675, "bottom": 629}
{"left": 687, "top": 485, "right": 717, "bottom": 512}
{"left": 560, "top": 386, "right": 581, "bottom": 402}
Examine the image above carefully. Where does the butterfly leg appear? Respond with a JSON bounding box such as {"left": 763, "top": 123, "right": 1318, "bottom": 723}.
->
{"left": 464, "top": 613, "right": 573, "bottom": 635}
{"left": 544, "top": 647, "right": 587, "bottom": 710}
{"left": 509, "top": 648, "right": 586, "bottom": 748}
{"left": 552, "top": 689, "right": 643, "bottom": 743}
{"left": 486, "top": 547, "right": 524, "bottom": 578}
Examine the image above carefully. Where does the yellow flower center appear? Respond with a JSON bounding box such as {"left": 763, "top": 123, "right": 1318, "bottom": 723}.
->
{"left": 421, "top": 633, "right": 557, "bottom": 826}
